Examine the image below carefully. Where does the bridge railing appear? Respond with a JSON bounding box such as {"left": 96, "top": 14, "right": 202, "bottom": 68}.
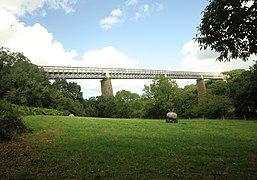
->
{"left": 39, "top": 66, "right": 224, "bottom": 80}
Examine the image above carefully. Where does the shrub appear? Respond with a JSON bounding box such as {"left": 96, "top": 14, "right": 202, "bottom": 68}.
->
{"left": 12, "top": 105, "right": 69, "bottom": 116}
{"left": 0, "top": 100, "right": 29, "bottom": 141}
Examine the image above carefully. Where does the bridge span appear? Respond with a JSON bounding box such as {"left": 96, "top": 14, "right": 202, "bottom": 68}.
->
{"left": 40, "top": 66, "right": 224, "bottom": 80}
{"left": 39, "top": 66, "right": 225, "bottom": 99}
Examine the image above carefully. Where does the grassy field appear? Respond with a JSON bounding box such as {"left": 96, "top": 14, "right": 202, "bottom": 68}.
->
{"left": 1, "top": 116, "right": 257, "bottom": 179}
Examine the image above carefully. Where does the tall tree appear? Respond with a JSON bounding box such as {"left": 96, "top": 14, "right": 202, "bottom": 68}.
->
{"left": 52, "top": 78, "right": 83, "bottom": 102}
{"left": 249, "top": 62, "right": 257, "bottom": 112}
{"left": 196, "top": 0, "right": 257, "bottom": 61}
{"left": 0, "top": 48, "right": 51, "bottom": 107}
{"left": 229, "top": 63, "right": 257, "bottom": 118}
{"left": 142, "top": 75, "right": 179, "bottom": 119}
{"left": 205, "top": 79, "right": 229, "bottom": 96}
{"left": 176, "top": 84, "right": 198, "bottom": 118}
{"left": 113, "top": 90, "right": 143, "bottom": 118}
{"left": 226, "top": 68, "right": 255, "bottom": 117}
{"left": 193, "top": 94, "right": 233, "bottom": 119}
{"left": 50, "top": 78, "right": 84, "bottom": 115}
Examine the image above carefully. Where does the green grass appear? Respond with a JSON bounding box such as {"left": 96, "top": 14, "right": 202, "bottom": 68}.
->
{"left": 1, "top": 116, "right": 257, "bottom": 179}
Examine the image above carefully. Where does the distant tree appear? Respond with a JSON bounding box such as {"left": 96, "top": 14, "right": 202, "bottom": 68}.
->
{"left": 83, "top": 96, "right": 115, "bottom": 118}
{"left": 83, "top": 97, "right": 99, "bottom": 117}
{"left": 196, "top": 0, "right": 257, "bottom": 61}
{"left": 205, "top": 79, "right": 229, "bottom": 96}
{"left": 52, "top": 78, "right": 83, "bottom": 102}
{"left": 193, "top": 94, "right": 233, "bottom": 119}
{"left": 113, "top": 90, "right": 143, "bottom": 118}
{"left": 50, "top": 78, "right": 84, "bottom": 116}
{"left": 142, "top": 75, "right": 179, "bottom": 119}
{"left": 175, "top": 84, "right": 198, "bottom": 118}
{"left": 94, "top": 96, "right": 115, "bottom": 118}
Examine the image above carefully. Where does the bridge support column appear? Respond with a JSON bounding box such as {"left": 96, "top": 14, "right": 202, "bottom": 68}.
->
{"left": 101, "top": 78, "right": 114, "bottom": 97}
{"left": 196, "top": 79, "right": 206, "bottom": 104}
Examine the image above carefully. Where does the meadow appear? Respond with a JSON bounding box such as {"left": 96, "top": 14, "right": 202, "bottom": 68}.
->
{"left": 1, "top": 116, "right": 257, "bottom": 179}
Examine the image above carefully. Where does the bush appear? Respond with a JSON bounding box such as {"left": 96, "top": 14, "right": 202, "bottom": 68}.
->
{"left": 192, "top": 94, "right": 233, "bottom": 119}
{"left": 12, "top": 105, "right": 69, "bottom": 116}
{"left": 0, "top": 100, "right": 29, "bottom": 141}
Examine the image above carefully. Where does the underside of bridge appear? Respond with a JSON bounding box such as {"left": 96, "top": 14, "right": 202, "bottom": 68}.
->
{"left": 100, "top": 78, "right": 207, "bottom": 104}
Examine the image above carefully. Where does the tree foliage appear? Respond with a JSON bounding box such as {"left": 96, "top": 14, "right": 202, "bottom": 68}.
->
{"left": 0, "top": 47, "right": 50, "bottom": 107}
{"left": 226, "top": 67, "right": 257, "bottom": 118}
{"left": 50, "top": 78, "right": 84, "bottom": 116}
{"left": 0, "top": 100, "right": 29, "bottom": 141}
{"left": 52, "top": 78, "right": 83, "bottom": 102}
{"left": 143, "top": 75, "right": 179, "bottom": 118}
{"left": 196, "top": 0, "right": 257, "bottom": 61}
{"left": 193, "top": 94, "right": 233, "bottom": 119}
{"left": 113, "top": 90, "right": 143, "bottom": 118}
{"left": 175, "top": 85, "right": 198, "bottom": 118}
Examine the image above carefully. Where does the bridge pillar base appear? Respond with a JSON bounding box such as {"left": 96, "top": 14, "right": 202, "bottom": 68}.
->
{"left": 101, "top": 78, "right": 114, "bottom": 97}
{"left": 196, "top": 79, "right": 206, "bottom": 104}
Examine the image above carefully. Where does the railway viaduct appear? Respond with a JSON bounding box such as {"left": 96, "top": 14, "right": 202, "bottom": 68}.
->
{"left": 40, "top": 66, "right": 225, "bottom": 101}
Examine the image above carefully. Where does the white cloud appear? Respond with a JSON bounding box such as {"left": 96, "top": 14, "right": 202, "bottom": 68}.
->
{"left": 100, "top": 8, "right": 123, "bottom": 30}
{"left": 100, "top": 2, "right": 164, "bottom": 29}
{"left": 179, "top": 40, "right": 255, "bottom": 72}
{"left": 155, "top": 3, "right": 164, "bottom": 11}
{"left": 133, "top": 3, "right": 164, "bottom": 20}
{"left": 111, "top": 8, "right": 122, "bottom": 17}
{"left": 81, "top": 46, "right": 139, "bottom": 68}
{"left": 0, "top": 0, "right": 77, "bottom": 16}
{"left": 0, "top": 0, "right": 44, "bottom": 16}
{"left": 0, "top": 9, "right": 77, "bottom": 66}
{"left": 46, "top": 0, "right": 78, "bottom": 14}
{"left": 126, "top": 0, "right": 138, "bottom": 6}
{"left": 100, "top": 16, "right": 121, "bottom": 30}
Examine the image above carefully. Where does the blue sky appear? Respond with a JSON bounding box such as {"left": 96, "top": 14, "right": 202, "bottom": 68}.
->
{"left": 19, "top": 0, "right": 208, "bottom": 69}
{"left": 0, "top": 0, "right": 254, "bottom": 97}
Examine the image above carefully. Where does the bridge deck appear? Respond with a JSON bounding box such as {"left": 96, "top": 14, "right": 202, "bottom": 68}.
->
{"left": 40, "top": 66, "right": 224, "bottom": 80}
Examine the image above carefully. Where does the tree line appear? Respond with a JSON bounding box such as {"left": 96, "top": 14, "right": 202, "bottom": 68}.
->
{"left": 1, "top": 47, "right": 257, "bottom": 120}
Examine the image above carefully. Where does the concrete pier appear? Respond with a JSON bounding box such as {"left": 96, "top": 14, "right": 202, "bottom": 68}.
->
{"left": 196, "top": 79, "right": 206, "bottom": 104}
{"left": 101, "top": 78, "right": 114, "bottom": 97}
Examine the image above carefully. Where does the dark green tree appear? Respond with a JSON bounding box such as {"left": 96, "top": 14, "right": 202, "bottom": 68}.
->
{"left": 196, "top": 0, "right": 257, "bottom": 61}
{"left": 83, "top": 96, "right": 116, "bottom": 118}
{"left": 175, "top": 84, "right": 198, "bottom": 118}
{"left": 113, "top": 90, "right": 143, "bottom": 118}
{"left": 249, "top": 62, "right": 257, "bottom": 112}
{"left": 83, "top": 97, "right": 99, "bottom": 117}
{"left": 94, "top": 96, "right": 115, "bottom": 118}
{"left": 226, "top": 65, "right": 257, "bottom": 118}
{"left": 0, "top": 100, "right": 30, "bottom": 141}
{"left": 193, "top": 94, "right": 233, "bottom": 119}
{"left": 50, "top": 78, "right": 84, "bottom": 116}
{"left": 0, "top": 48, "right": 51, "bottom": 107}
{"left": 142, "top": 75, "right": 179, "bottom": 119}
{"left": 205, "top": 79, "right": 229, "bottom": 96}
{"left": 52, "top": 78, "right": 83, "bottom": 102}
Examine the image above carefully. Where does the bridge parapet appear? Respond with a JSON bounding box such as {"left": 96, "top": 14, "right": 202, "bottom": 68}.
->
{"left": 40, "top": 66, "right": 224, "bottom": 80}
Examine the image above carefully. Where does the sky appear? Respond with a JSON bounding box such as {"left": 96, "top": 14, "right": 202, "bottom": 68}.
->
{"left": 0, "top": 0, "right": 255, "bottom": 98}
